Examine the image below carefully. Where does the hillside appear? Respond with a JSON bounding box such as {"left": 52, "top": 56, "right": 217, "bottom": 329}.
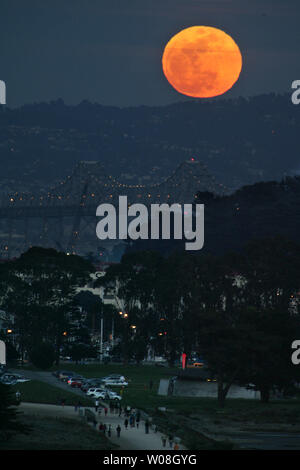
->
{"left": 0, "top": 93, "right": 298, "bottom": 194}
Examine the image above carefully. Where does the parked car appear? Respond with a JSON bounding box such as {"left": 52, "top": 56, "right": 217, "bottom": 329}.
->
{"left": 67, "top": 377, "right": 84, "bottom": 387}
{"left": 105, "top": 389, "right": 122, "bottom": 401}
{"left": 86, "top": 387, "right": 106, "bottom": 397}
{"left": 91, "top": 390, "right": 107, "bottom": 399}
{"left": 59, "top": 371, "right": 76, "bottom": 381}
{"left": 0, "top": 374, "right": 17, "bottom": 385}
{"left": 104, "top": 374, "right": 126, "bottom": 382}
{"left": 0, "top": 373, "right": 30, "bottom": 384}
{"left": 102, "top": 378, "right": 128, "bottom": 386}
{"left": 80, "top": 381, "right": 94, "bottom": 392}
{"left": 12, "top": 373, "right": 31, "bottom": 383}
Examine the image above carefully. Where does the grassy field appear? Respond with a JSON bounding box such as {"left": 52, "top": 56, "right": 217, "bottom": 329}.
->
{"left": 9, "top": 362, "right": 300, "bottom": 450}
{"left": 11, "top": 379, "right": 95, "bottom": 407}
{"left": 0, "top": 414, "right": 117, "bottom": 450}
{"left": 14, "top": 362, "right": 300, "bottom": 418}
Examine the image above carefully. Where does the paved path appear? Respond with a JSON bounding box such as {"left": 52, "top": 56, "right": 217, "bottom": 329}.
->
{"left": 14, "top": 369, "right": 184, "bottom": 450}
{"left": 19, "top": 402, "right": 181, "bottom": 451}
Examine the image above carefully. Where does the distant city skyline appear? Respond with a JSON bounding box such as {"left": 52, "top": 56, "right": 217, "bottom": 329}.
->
{"left": 1, "top": 0, "right": 300, "bottom": 108}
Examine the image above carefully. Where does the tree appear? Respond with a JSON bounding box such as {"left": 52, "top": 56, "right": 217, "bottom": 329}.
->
{"left": 29, "top": 341, "right": 56, "bottom": 370}
{"left": 2, "top": 247, "right": 94, "bottom": 365}
{"left": 0, "top": 383, "right": 30, "bottom": 441}
{"left": 236, "top": 307, "right": 300, "bottom": 403}
{"left": 239, "top": 237, "right": 300, "bottom": 401}
{"left": 63, "top": 342, "right": 97, "bottom": 364}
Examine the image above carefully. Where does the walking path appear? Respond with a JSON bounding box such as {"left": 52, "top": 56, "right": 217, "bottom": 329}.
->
{"left": 19, "top": 402, "right": 183, "bottom": 451}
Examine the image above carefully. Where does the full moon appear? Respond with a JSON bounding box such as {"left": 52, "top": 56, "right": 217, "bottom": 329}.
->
{"left": 162, "top": 26, "right": 242, "bottom": 98}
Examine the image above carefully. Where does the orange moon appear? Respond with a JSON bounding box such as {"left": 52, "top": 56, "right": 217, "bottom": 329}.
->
{"left": 162, "top": 26, "right": 242, "bottom": 98}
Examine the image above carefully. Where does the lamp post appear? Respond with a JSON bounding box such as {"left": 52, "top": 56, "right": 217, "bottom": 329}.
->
{"left": 99, "top": 315, "right": 104, "bottom": 363}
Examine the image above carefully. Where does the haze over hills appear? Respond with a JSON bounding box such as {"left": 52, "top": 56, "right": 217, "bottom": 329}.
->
{"left": 0, "top": 92, "right": 298, "bottom": 195}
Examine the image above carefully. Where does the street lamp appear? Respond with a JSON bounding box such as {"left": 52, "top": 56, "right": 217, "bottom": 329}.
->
{"left": 99, "top": 315, "right": 104, "bottom": 363}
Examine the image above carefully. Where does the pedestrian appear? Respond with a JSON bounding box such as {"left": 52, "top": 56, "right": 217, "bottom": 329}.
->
{"left": 136, "top": 416, "right": 140, "bottom": 429}
{"left": 168, "top": 435, "right": 173, "bottom": 448}
{"left": 103, "top": 423, "right": 107, "bottom": 435}
{"left": 109, "top": 401, "right": 113, "bottom": 413}
{"left": 154, "top": 425, "right": 158, "bottom": 433}
{"left": 108, "top": 424, "right": 111, "bottom": 437}
{"left": 145, "top": 420, "right": 149, "bottom": 434}
{"left": 15, "top": 390, "right": 21, "bottom": 403}
{"left": 162, "top": 436, "right": 167, "bottom": 447}
{"left": 95, "top": 399, "right": 99, "bottom": 412}
{"left": 104, "top": 406, "right": 108, "bottom": 416}
{"left": 124, "top": 418, "right": 129, "bottom": 429}
{"left": 61, "top": 398, "right": 65, "bottom": 407}
{"left": 174, "top": 442, "right": 179, "bottom": 450}
{"left": 99, "top": 423, "right": 104, "bottom": 432}
{"left": 116, "top": 425, "right": 121, "bottom": 437}
{"left": 118, "top": 406, "right": 122, "bottom": 417}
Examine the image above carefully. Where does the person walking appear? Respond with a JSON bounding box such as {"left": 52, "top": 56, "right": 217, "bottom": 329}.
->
{"left": 174, "top": 442, "right": 179, "bottom": 450}
{"left": 108, "top": 424, "right": 111, "bottom": 437}
{"left": 124, "top": 418, "right": 129, "bottom": 429}
{"left": 104, "top": 406, "right": 108, "bottom": 416}
{"left": 116, "top": 425, "right": 121, "bottom": 437}
{"left": 145, "top": 420, "right": 149, "bottom": 434}
{"left": 168, "top": 435, "right": 174, "bottom": 448}
{"left": 95, "top": 399, "right": 99, "bottom": 412}
{"left": 162, "top": 436, "right": 167, "bottom": 447}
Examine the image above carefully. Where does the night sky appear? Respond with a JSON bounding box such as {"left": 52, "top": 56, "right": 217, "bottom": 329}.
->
{"left": 1, "top": 0, "right": 300, "bottom": 108}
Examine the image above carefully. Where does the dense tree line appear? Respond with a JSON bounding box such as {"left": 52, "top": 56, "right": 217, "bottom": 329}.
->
{"left": 99, "top": 236, "right": 300, "bottom": 406}
{"left": 0, "top": 247, "right": 96, "bottom": 367}
{"left": 1, "top": 237, "right": 299, "bottom": 407}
